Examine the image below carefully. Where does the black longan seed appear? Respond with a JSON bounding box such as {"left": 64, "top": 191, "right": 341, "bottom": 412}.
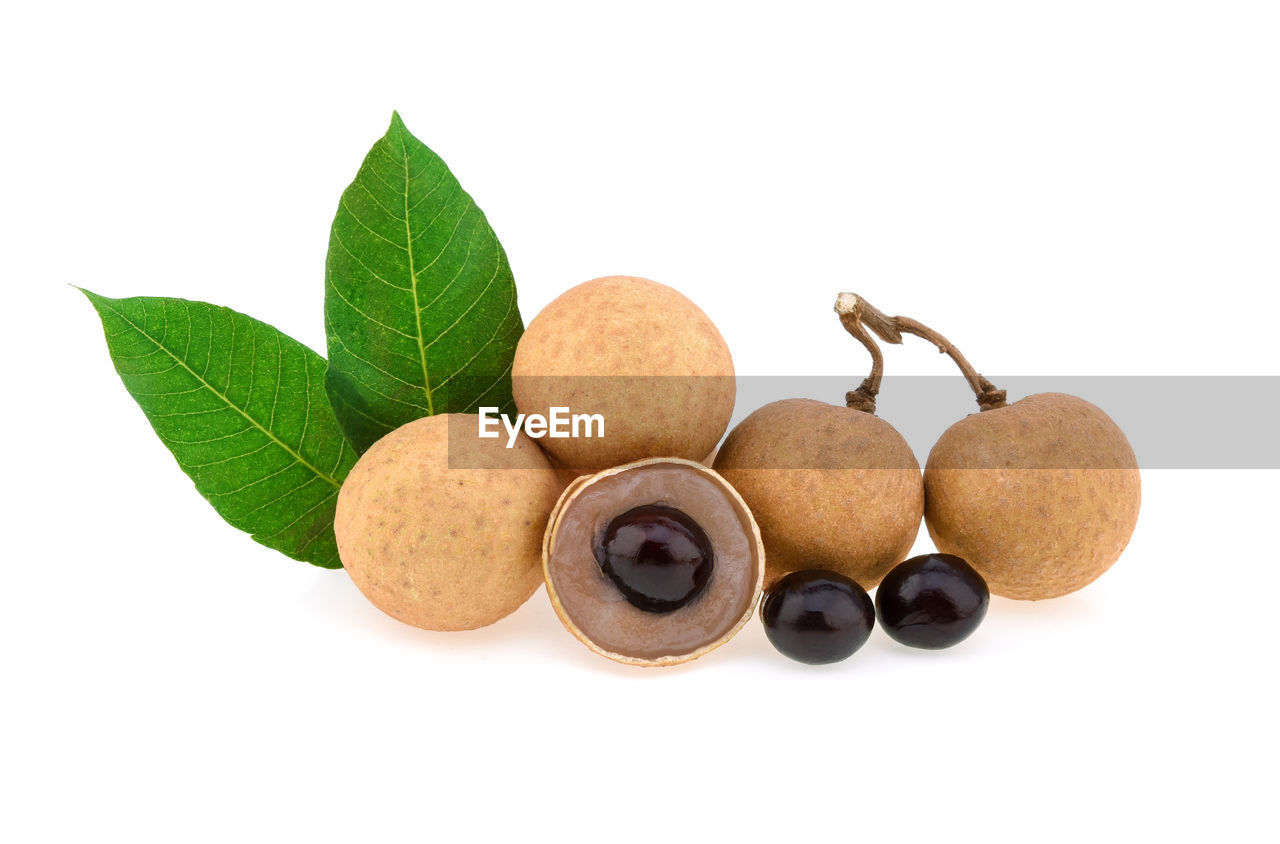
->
{"left": 875, "top": 553, "right": 990, "bottom": 649}
{"left": 595, "top": 504, "right": 714, "bottom": 614}
{"left": 761, "top": 569, "right": 875, "bottom": 664}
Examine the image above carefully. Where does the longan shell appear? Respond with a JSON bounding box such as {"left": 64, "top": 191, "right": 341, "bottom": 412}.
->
{"left": 713, "top": 398, "right": 924, "bottom": 589}
{"left": 543, "top": 458, "right": 765, "bottom": 667}
{"left": 335, "top": 414, "right": 565, "bottom": 631}
{"left": 924, "top": 392, "right": 1141, "bottom": 600}
{"left": 512, "top": 276, "right": 735, "bottom": 473}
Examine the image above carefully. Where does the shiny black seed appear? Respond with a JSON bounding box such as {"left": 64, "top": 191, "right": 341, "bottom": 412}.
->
{"left": 595, "top": 505, "right": 713, "bottom": 613}
{"left": 761, "top": 569, "right": 875, "bottom": 664}
{"left": 875, "top": 553, "right": 989, "bottom": 649}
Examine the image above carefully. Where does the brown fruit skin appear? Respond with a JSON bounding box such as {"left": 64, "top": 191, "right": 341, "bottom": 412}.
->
{"left": 334, "top": 414, "right": 565, "bottom": 631}
{"left": 713, "top": 398, "right": 924, "bottom": 589}
{"left": 512, "top": 276, "right": 735, "bottom": 473}
{"left": 924, "top": 392, "right": 1141, "bottom": 600}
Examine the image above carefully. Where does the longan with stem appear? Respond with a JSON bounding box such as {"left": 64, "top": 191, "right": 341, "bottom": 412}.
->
{"left": 841, "top": 294, "right": 1141, "bottom": 601}
{"left": 712, "top": 295, "right": 924, "bottom": 589}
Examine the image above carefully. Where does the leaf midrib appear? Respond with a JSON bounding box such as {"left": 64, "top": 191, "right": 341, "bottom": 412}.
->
{"left": 399, "top": 133, "right": 435, "bottom": 416}
{"left": 100, "top": 298, "right": 342, "bottom": 490}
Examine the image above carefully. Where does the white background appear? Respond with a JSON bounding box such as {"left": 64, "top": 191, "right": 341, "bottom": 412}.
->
{"left": 4, "top": 2, "right": 1277, "bottom": 842}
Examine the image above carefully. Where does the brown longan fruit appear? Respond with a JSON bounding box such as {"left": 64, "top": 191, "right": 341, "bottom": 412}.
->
{"left": 511, "top": 276, "right": 735, "bottom": 473}
{"left": 334, "top": 414, "right": 565, "bottom": 631}
{"left": 713, "top": 398, "right": 923, "bottom": 589}
{"left": 713, "top": 296, "right": 924, "bottom": 589}
{"left": 843, "top": 295, "right": 1142, "bottom": 600}
{"left": 925, "top": 392, "right": 1141, "bottom": 600}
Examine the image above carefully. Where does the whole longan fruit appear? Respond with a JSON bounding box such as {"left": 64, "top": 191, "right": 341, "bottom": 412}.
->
{"left": 714, "top": 294, "right": 924, "bottom": 589}
{"left": 840, "top": 294, "right": 1142, "bottom": 601}
{"left": 334, "top": 414, "right": 565, "bottom": 631}
{"left": 714, "top": 398, "right": 923, "bottom": 589}
{"left": 925, "top": 392, "right": 1141, "bottom": 600}
{"left": 512, "top": 276, "right": 735, "bottom": 473}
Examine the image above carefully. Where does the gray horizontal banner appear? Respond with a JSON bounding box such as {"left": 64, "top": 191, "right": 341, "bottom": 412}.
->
{"left": 733, "top": 376, "right": 1279, "bottom": 470}
{"left": 441, "top": 376, "right": 1279, "bottom": 470}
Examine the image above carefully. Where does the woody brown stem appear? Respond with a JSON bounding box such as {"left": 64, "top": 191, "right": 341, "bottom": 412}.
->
{"left": 840, "top": 294, "right": 1007, "bottom": 411}
{"left": 833, "top": 293, "right": 885, "bottom": 414}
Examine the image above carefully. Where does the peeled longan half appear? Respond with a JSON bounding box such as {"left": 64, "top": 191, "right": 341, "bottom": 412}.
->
{"left": 924, "top": 392, "right": 1141, "bottom": 600}
{"left": 543, "top": 458, "right": 765, "bottom": 667}
{"left": 512, "top": 276, "right": 735, "bottom": 473}
{"left": 713, "top": 398, "right": 924, "bottom": 589}
{"left": 335, "top": 413, "right": 565, "bottom": 631}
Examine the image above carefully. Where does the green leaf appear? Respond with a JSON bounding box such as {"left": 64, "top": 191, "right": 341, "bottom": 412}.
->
{"left": 82, "top": 290, "right": 358, "bottom": 568}
{"left": 324, "top": 111, "right": 524, "bottom": 452}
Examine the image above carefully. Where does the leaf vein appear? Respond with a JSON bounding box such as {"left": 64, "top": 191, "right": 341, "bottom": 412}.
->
{"left": 340, "top": 196, "right": 407, "bottom": 252}
{"left": 431, "top": 282, "right": 518, "bottom": 396}
{"left": 400, "top": 128, "right": 435, "bottom": 414}
{"left": 325, "top": 275, "right": 415, "bottom": 339}
{"left": 407, "top": 165, "right": 449, "bottom": 213}
{"left": 417, "top": 215, "right": 479, "bottom": 315}
{"left": 258, "top": 491, "right": 336, "bottom": 543}
{"left": 353, "top": 176, "right": 406, "bottom": 222}
{"left": 240, "top": 475, "right": 325, "bottom": 521}
{"left": 331, "top": 228, "right": 411, "bottom": 291}
{"left": 422, "top": 242, "right": 503, "bottom": 351}
{"left": 179, "top": 441, "right": 274, "bottom": 470}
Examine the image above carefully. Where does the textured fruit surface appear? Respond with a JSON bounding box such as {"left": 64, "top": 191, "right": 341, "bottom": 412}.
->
{"left": 924, "top": 392, "right": 1140, "bottom": 600}
{"left": 543, "top": 458, "right": 764, "bottom": 666}
{"left": 512, "top": 276, "right": 735, "bottom": 472}
{"left": 596, "top": 505, "right": 714, "bottom": 613}
{"left": 761, "top": 569, "right": 874, "bottom": 664}
{"left": 713, "top": 398, "right": 923, "bottom": 589}
{"left": 875, "top": 553, "right": 989, "bottom": 649}
{"left": 335, "top": 414, "right": 564, "bottom": 631}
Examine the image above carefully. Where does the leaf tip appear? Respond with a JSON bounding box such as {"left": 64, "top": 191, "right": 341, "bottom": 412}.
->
{"left": 76, "top": 285, "right": 107, "bottom": 307}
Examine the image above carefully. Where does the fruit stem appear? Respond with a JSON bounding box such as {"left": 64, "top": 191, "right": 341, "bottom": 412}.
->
{"left": 839, "top": 294, "right": 1007, "bottom": 411}
{"left": 833, "top": 293, "right": 885, "bottom": 414}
